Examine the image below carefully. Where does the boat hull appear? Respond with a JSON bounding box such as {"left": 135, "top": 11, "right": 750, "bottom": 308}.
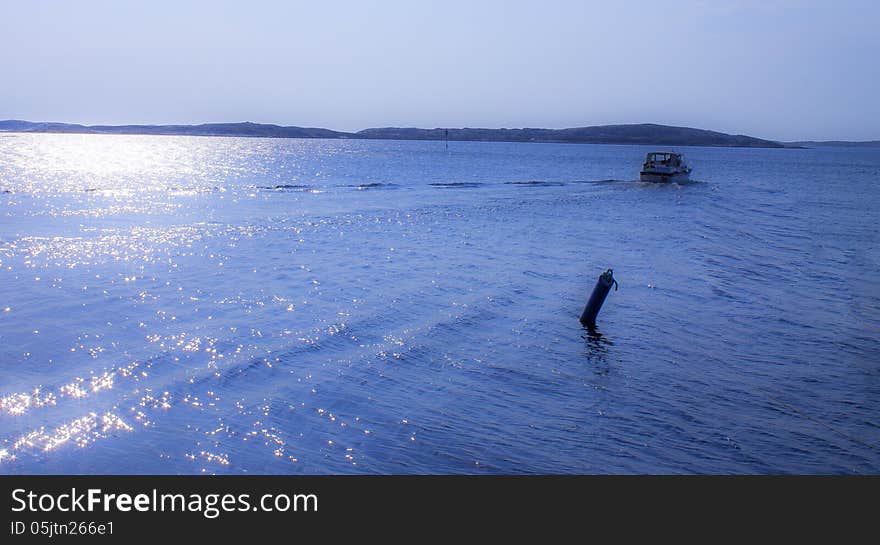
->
{"left": 639, "top": 171, "right": 690, "bottom": 183}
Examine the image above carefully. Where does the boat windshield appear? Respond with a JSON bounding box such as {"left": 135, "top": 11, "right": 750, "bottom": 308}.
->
{"left": 646, "top": 153, "right": 680, "bottom": 164}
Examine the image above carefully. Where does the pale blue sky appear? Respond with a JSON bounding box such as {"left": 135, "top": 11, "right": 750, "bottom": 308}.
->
{"left": 1, "top": 0, "right": 877, "bottom": 140}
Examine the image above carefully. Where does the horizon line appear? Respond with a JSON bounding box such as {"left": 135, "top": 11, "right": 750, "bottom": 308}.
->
{"left": 1, "top": 118, "right": 878, "bottom": 144}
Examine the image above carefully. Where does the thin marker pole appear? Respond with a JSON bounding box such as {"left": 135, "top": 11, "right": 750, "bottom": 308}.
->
{"left": 580, "top": 269, "right": 618, "bottom": 329}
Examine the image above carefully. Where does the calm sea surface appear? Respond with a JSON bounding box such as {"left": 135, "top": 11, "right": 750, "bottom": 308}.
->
{"left": 0, "top": 134, "right": 877, "bottom": 474}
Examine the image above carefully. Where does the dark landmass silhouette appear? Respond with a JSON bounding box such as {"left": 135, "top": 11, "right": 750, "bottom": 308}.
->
{"left": 5, "top": 119, "right": 862, "bottom": 148}
{"left": 783, "top": 140, "right": 880, "bottom": 148}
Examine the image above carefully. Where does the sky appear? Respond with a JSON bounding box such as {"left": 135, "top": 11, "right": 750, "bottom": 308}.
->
{"left": 0, "top": 0, "right": 877, "bottom": 141}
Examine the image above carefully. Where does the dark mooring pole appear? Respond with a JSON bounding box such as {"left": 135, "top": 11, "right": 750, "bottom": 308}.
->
{"left": 580, "top": 269, "right": 618, "bottom": 329}
{"left": 445, "top": 128, "right": 449, "bottom": 150}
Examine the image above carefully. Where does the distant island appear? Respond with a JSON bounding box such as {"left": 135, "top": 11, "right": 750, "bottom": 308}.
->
{"left": 783, "top": 140, "right": 880, "bottom": 148}
{"left": 356, "top": 125, "right": 787, "bottom": 148}
{"left": 0, "top": 119, "right": 873, "bottom": 148}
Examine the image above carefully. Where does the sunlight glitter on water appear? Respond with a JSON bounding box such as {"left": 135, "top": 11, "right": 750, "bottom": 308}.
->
{"left": 0, "top": 134, "right": 878, "bottom": 474}
{"left": 11, "top": 412, "right": 133, "bottom": 455}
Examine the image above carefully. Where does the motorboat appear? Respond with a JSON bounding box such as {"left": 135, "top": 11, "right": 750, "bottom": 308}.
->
{"left": 639, "top": 151, "right": 691, "bottom": 183}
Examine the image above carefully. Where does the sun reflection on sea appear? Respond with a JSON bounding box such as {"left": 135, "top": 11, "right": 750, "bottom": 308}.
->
{"left": 11, "top": 412, "right": 133, "bottom": 454}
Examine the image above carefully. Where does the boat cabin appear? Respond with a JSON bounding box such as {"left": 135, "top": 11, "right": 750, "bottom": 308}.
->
{"left": 640, "top": 151, "right": 691, "bottom": 182}
{"left": 643, "top": 152, "right": 683, "bottom": 167}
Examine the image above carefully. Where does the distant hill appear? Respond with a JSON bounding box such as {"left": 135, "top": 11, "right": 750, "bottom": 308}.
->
{"left": 0, "top": 120, "right": 347, "bottom": 139}
{"left": 357, "top": 124, "right": 786, "bottom": 148}
{"left": 784, "top": 140, "right": 880, "bottom": 148}
{"left": 0, "top": 119, "right": 788, "bottom": 148}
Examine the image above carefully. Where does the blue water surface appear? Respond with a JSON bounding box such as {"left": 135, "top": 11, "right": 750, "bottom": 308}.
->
{"left": 0, "top": 134, "right": 877, "bottom": 473}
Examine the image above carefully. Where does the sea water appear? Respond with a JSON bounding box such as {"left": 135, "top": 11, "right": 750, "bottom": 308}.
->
{"left": 0, "top": 133, "right": 877, "bottom": 474}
